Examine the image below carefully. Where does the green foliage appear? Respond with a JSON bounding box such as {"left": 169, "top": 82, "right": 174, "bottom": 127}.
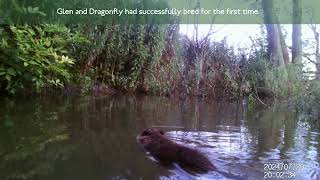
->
{"left": 78, "top": 25, "right": 167, "bottom": 91}
{"left": 306, "top": 80, "right": 320, "bottom": 118}
{"left": 0, "top": 24, "right": 87, "bottom": 94}
{"left": 244, "top": 58, "right": 304, "bottom": 98}
{"left": 172, "top": 37, "right": 242, "bottom": 98}
{"left": 1, "top": 0, "right": 173, "bottom": 24}
{"left": 244, "top": 57, "right": 269, "bottom": 88}
{"left": 244, "top": 51, "right": 320, "bottom": 120}
{"left": 145, "top": 55, "right": 179, "bottom": 95}
{"left": 265, "top": 64, "right": 303, "bottom": 97}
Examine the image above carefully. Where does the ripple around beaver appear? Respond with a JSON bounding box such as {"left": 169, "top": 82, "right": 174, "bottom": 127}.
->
{"left": 136, "top": 128, "right": 248, "bottom": 179}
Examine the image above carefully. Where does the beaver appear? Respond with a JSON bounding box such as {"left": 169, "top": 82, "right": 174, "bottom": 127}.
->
{"left": 136, "top": 128, "right": 215, "bottom": 173}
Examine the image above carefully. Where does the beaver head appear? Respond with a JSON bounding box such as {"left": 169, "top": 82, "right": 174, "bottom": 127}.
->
{"left": 140, "top": 128, "right": 164, "bottom": 136}
{"left": 137, "top": 128, "right": 165, "bottom": 150}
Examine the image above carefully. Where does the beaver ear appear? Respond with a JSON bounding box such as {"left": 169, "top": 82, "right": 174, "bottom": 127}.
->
{"left": 141, "top": 130, "right": 150, "bottom": 136}
{"left": 159, "top": 130, "right": 165, "bottom": 135}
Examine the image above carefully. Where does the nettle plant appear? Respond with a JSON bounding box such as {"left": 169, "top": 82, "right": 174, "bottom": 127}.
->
{"left": 0, "top": 24, "right": 86, "bottom": 94}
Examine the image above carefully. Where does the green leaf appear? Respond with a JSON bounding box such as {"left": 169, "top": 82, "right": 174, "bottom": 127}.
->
{"left": 1, "top": 38, "right": 8, "bottom": 47}
{"left": 27, "top": 6, "right": 33, "bottom": 13}
{"left": 24, "top": 62, "right": 29, "bottom": 67}
{"left": 44, "top": 39, "right": 51, "bottom": 47}
{"left": 22, "top": 7, "right": 27, "bottom": 13}
{"left": 37, "top": 11, "right": 47, "bottom": 16}
{"left": 0, "top": 72, "right": 6, "bottom": 76}
{"left": 5, "top": 74, "right": 11, "bottom": 81}
{"left": 7, "top": 68, "right": 16, "bottom": 76}
{"left": 18, "top": 57, "right": 27, "bottom": 61}
{"left": 27, "top": 28, "right": 35, "bottom": 35}
{"left": 29, "top": 61, "right": 37, "bottom": 65}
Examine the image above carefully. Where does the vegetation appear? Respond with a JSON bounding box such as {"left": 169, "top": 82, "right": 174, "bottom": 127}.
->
{"left": 76, "top": 25, "right": 169, "bottom": 92}
{"left": 0, "top": 0, "right": 319, "bottom": 122}
{"left": 0, "top": 24, "right": 87, "bottom": 94}
{"left": 0, "top": 0, "right": 320, "bottom": 179}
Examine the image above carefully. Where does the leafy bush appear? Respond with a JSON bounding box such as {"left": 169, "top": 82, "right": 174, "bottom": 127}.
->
{"left": 306, "top": 80, "right": 320, "bottom": 119}
{"left": 244, "top": 57, "right": 269, "bottom": 89}
{"left": 172, "top": 37, "right": 242, "bottom": 98}
{"left": 78, "top": 25, "right": 168, "bottom": 91}
{"left": 0, "top": 24, "right": 87, "bottom": 94}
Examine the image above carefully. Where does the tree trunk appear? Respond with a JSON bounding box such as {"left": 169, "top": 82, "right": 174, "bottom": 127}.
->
{"left": 262, "top": 0, "right": 286, "bottom": 67}
{"left": 292, "top": 0, "right": 302, "bottom": 63}
{"left": 278, "top": 24, "right": 290, "bottom": 66}
{"left": 265, "top": 24, "right": 286, "bottom": 67}
{"left": 309, "top": 24, "right": 320, "bottom": 79}
{"left": 315, "top": 31, "right": 320, "bottom": 79}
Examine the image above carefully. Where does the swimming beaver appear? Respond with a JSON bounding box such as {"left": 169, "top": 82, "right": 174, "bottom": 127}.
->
{"left": 136, "top": 128, "right": 215, "bottom": 173}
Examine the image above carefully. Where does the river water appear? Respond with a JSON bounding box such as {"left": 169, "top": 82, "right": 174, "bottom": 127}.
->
{"left": 0, "top": 95, "right": 319, "bottom": 180}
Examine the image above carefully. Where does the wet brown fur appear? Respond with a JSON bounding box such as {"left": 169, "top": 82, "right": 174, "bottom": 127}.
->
{"left": 137, "top": 128, "right": 215, "bottom": 173}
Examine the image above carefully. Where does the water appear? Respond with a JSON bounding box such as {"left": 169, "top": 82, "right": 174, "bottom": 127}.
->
{"left": 0, "top": 95, "right": 319, "bottom": 180}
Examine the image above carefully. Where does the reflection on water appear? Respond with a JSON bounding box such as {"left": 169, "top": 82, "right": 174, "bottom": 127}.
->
{"left": 0, "top": 95, "right": 319, "bottom": 180}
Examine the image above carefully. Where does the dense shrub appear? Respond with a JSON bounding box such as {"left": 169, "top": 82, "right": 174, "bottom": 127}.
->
{"left": 77, "top": 25, "right": 169, "bottom": 91}
{"left": 0, "top": 24, "right": 87, "bottom": 94}
{"left": 171, "top": 37, "right": 243, "bottom": 99}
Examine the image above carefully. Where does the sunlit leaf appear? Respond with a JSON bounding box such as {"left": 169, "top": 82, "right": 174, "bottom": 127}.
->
{"left": 7, "top": 68, "right": 16, "bottom": 76}
{"left": 5, "top": 74, "right": 11, "bottom": 81}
